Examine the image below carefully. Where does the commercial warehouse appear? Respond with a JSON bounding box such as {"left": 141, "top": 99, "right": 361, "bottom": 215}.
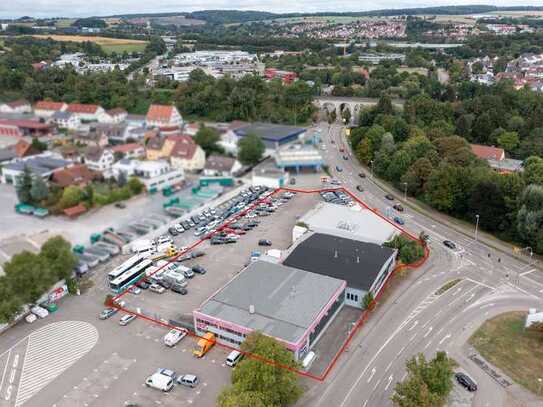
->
{"left": 193, "top": 260, "right": 346, "bottom": 360}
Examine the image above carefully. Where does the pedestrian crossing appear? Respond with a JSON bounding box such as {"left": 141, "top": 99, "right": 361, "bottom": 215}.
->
{"left": 14, "top": 321, "right": 98, "bottom": 407}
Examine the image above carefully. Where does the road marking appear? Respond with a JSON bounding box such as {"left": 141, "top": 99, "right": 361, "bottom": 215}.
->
{"left": 465, "top": 293, "right": 476, "bottom": 302}
{"left": 396, "top": 346, "right": 407, "bottom": 358}
{"left": 479, "top": 303, "right": 495, "bottom": 309}
{"left": 409, "top": 334, "right": 417, "bottom": 342}
{"left": 0, "top": 350, "right": 10, "bottom": 394}
{"left": 384, "top": 375, "right": 394, "bottom": 391}
{"left": 424, "top": 341, "right": 432, "bottom": 350}
{"left": 439, "top": 334, "right": 451, "bottom": 345}
{"left": 408, "top": 320, "right": 418, "bottom": 331}
{"left": 423, "top": 326, "right": 433, "bottom": 338}
{"left": 385, "top": 361, "right": 394, "bottom": 372}
{"left": 362, "top": 400, "right": 368, "bottom": 407}
{"left": 367, "top": 367, "right": 376, "bottom": 383}
{"left": 465, "top": 278, "right": 496, "bottom": 290}
{"left": 520, "top": 269, "right": 536, "bottom": 277}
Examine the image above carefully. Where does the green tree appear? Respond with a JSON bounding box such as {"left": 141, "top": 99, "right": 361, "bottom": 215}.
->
{"left": 40, "top": 236, "right": 77, "bottom": 281}
{"left": 194, "top": 126, "right": 223, "bottom": 155}
{"left": 31, "top": 137, "right": 47, "bottom": 152}
{"left": 127, "top": 177, "right": 144, "bottom": 195}
{"left": 30, "top": 176, "right": 49, "bottom": 203}
{"left": 497, "top": 131, "right": 519, "bottom": 153}
{"left": 58, "top": 186, "right": 83, "bottom": 209}
{"left": 117, "top": 171, "right": 127, "bottom": 188}
{"left": 524, "top": 156, "right": 543, "bottom": 186}
{"left": 238, "top": 133, "right": 265, "bottom": 166}
{"left": 15, "top": 166, "right": 33, "bottom": 204}
{"left": 218, "top": 332, "right": 303, "bottom": 407}
{"left": 517, "top": 185, "right": 543, "bottom": 253}
{"left": 363, "top": 292, "right": 375, "bottom": 310}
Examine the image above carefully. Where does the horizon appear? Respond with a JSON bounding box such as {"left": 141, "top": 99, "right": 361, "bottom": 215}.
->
{"left": 2, "top": 1, "right": 543, "bottom": 19}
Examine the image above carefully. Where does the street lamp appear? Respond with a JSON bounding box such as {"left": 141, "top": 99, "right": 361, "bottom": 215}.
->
{"left": 538, "top": 378, "right": 542, "bottom": 395}
{"left": 370, "top": 160, "right": 374, "bottom": 179}
{"left": 475, "top": 214, "right": 480, "bottom": 241}
{"left": 402, "top": 182, "right": 408, "bottom": 201}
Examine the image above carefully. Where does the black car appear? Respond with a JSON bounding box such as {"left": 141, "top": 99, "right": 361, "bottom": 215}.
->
{"left": 342, "top": 155, "right": 348, "bottom": 160}
{"left": 181, "top": 221, "right": 191, "bottom": 230}
{"left": 157, "top": 279, "right": 172, "bottom": 289}
{"left": 393, "top": 204, "right": 404, "bottom": 212}
{"left": 190, "top": 251, "right": 205, "bottom": 258}
{"left": 191, "top": 216, "right": 201, "bottom": 225}
{"left": 138, "top": 280, "right": 151, "bottom": 289}
{"left": 356, "top": 185, "right": 364, "bottom": 192}
{"left": 443, "top": 240, "right": 457, "bottom": 250}
{"left": 171, "top": 284, "right": 188, "bottom": 295}
{"left": 358, "top": 172, "right": 366, "bottom": 178}
{"left": 192, "top": 265, "right": 207, "bottom": 274}
{"left": 258, "top": 239, "right": 272, "bottom": 246}
{"left": 210, "top": 238, "right": 225, "bottom": 245}
{"left": 385, "top": 194, "right": 395, "bottom": 201}
{"left": 168, "top": 227, "right": 178, "bottom": 236}
{"left": 336, "top": 166, "right": 343, "bottom": 172}
{"left": 224, "top": 237, "right": 237, "bottom": 244}
{"left": 455, "top": 373, "right": 477, "bottom": 392}
{"left": 114, "top": 202, "right": 126, "bottom": 209}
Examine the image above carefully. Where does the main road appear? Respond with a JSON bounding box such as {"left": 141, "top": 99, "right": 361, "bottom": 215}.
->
{"left": 300, "top": 123, "right": 542, "bottom": 407}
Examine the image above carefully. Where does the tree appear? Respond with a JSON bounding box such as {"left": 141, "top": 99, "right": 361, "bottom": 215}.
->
{"left": 15, "top": 166, "right": 33, "bottom": 204}
{"left": 194, "top": 126, "right": 223, "bottom": 155}
{"left": 117, "top": 171, "right": 127, "bottom": 188}
{"left": 58, "top": 186, "right": 83, "bottom": 209}
{"left": 31, "top": 137, "right": 47, "bottom": 152}
{"left": 516, "top": 185, "right": 543, "bottom": 253}
{"left": 217, "top": 332, "right": 303, "bottom": 407}
{"left": 497, "top": 131, "right": 519, "bottom": 153}
{"left": 363, "top": 292, "right": 375, "bottom": 310}
{"left": 127, "top": 177, "right": 144, "bottom": 195}
{"left": 238, "top": 133, "right": 265, "bottom": 166}
{"left": 524, "top": 156, "right": 543, "bottom": 186}
{"left": 384, "top": 235, "right": 425, "bottom": 264}
{"left": 392, "top": 351, "right": 454, "bottom": 407}
{"left": 30, "top": 176, "right": 49, "bottom": 203}
{"left": 40, "top": 236, "right": 77, "bottom": 281}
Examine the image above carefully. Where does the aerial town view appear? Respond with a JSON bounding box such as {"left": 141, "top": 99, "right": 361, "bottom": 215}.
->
{"left": 2, "top": 1, "right": 543, "bottom": 407}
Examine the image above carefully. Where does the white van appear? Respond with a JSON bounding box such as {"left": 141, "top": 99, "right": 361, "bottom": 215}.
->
{"left": 226, "top": 350, "right": 243, "bottom": 367}
{"left": 301, "top": 351, "right": 316, "bottom": 371}
{"left": 30, "top": 306, "right": 49, "bottom": 319}
{"left": 145, "top": 372, "right": 174, "bottom": 392}
{"left": 132, "top": 240, "right": 156, "bottom": 256}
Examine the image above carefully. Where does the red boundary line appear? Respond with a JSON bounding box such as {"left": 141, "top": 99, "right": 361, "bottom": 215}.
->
{"left": 108, "top": 186, "right": 430, "bottom": 382}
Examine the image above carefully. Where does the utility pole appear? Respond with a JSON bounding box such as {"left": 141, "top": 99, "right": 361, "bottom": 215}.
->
{"left": 403, "top": 182, "right": 407, "bottom": 201}
{"left": 475, "top": 214, "right": 480, "bottom": 241}
{"left": 370, "top": 160, "right": 374, "bottom": 179}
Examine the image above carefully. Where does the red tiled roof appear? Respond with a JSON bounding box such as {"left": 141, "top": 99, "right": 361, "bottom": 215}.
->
{"left": 52, "top": 164, "right": 98, "bottom": 188}
{"left": 109, "top": 143, "right": 142, "bottom": 154}
{"left": 470, "top": 144, "right": 505, "bottom": 161}
{"left": 63, "top": 203, "right": 87, "bottom": 218}
{"left": 14, "top": 140, "right": 37, "bottom": 157}
{"left": 0, "top": 124, "right": 23, "bottom": 138}
{"left": 35, "top": 101, "right": 65, "bottom": 111}
{"left": 146, "top": 104, "right": 174, "bottom": 123}
{"left": 0, "top": 119, "right": 50, "bottom": 130}
{"left": 167, "top": 134, "right": 198, "bottom": 160}
{"left": 67, "top": 103, "right": 101, "bottom": 114}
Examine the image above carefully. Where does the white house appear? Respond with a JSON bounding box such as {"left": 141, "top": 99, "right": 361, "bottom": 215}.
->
{"left": 66, "top": 103, "right": 105, "bottom": 122}
{"left": 109, "top": 143, "right": 145, "bottom": 160}
{"left": 50, "top": 111, "right": 81, "bottom": 131}
{"left": 133, "top": 160, "right": 184, "bottom": 192}
{"left": 34, "top": 101, "right": 68, "bottom": 118}
{"left": 145, "top": 104, "right": 183, "bottom": 129}
{"left": 98, "top": 108, "right": 128, "bottom": 124}
{"left": 84, "top": 146, "right": 115, "bottom": 174}
{"left": 0, "top": 100, "right": 32, "bottom": 114}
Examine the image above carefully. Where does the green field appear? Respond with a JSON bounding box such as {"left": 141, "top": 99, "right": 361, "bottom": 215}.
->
{"left": 469, "top": 311, "right": 543, "bottom": 396}
{"left": 101, "top": 43, "right": 147, "bottom": 54}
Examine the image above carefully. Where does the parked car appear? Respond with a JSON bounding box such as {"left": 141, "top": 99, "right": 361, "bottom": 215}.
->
{"left": 393, "top": 204, "right": 404, "bottom": 212}
{"left": 114, "top": 202, "right": 126, "bottom": 209}
{"left": 150, "top": 284, "right": 166, "bottom": 294}
{"left": 145, "top": 373, "right": 174, "bottom": 392}
{"left": 157, "top": 279, "right": 172, "bottom": 289}
{"left": 443, "top": 240, "right": 457, "bottom": 250}
{"left": 171, "top": 283, "right": 188, "bottom": 295}
{"left": 336, "top": 166, "right": 343, "bottom": 172}
{"left": 31, "top": 305, "right": 49, "bottom": 319}
{"left": 289, "top": 177, "right": 296, "bottom": 185}
{"left": 129, "top": 286, "right": 141, "bottom": 295}
{"left": 385, "top": 194, "right": 395, "bottom": 200}
{"left": 119, "top": 314, "right": 136, "bottom": 326}
{"left": 177, "top": 374, "right": 199, "bottom": 388}
{"left": 168, "top": 227, "right": 178, "bottom": 236}
{"left": 342, "top": 155, "right": 348, "bottom": 160}
{"left": 455, "top": 372, "right": 477, "bottom": 392}
{"left": 192, "top": 265, "right": 207, "bottom": 275}
{"left": 394, "top": 216, "right": 405, "bottom": 225}
{"left": 163, "top": 328, "right": 188, "bottom": 347}
{"left": 258, "top": 239, "right": 272, "bottom": 246}
{"left": 358, "top": 172, "right": 366, "bottom": 178}
{"left": 356, "top": 185, "right": 364, "bottom": 192}
{"left": 25, "top": 313, "right": 37, "bottom": 324}
{"left": 99, "top": 308, "right": 118, "bottom": 320}
{"left": 138, "top": 280, "right": 151, "bottom": 290}
{"left": 156, "top": 368, "right": 177, "bottom": 381}
{"left": 183, "top": 268, "right": 195, "bottom": 279}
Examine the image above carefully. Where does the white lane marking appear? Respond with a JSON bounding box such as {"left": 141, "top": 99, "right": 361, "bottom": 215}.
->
{"left": 0, "top": 350, "right": 11, "bottom": 394}
{"left": 409, "top": 334, "right": 417, "bottom": 342}
{"left": 408, "top": 320, "right": 418, "bottom": 331}
{"left": 465, "top": 278, "right": 496, "bottom": 290}
{"left": 367, "top": 367, "right": 376, "bottom": 383}
{"left": 465, "top": 293, "right": 476, "bottom": 302}
{"left": 372, "top": 377, "right": 382, "bottom": 391}
{"left": 479, "top": 303, "right": 495, "bottom": 310}
{"left": 439, "top": 334, "right": 451, "bottom": 345}
{"left": 520, "top": 269, "right": 536, "bottom": 277}
{"left": 423, "top": 326, "right": 433, "bottom": 338}
{"left": 396, "top": 346, "right": 407, "bottom": 358}
{"left": 424, "top": 340, "right": 433, "bottom": 350}
{"left": 385, "top": 360, "right": 394, "bottom": 372}
{"left": 384, "top": 375, "right": 394, "bottom": 391}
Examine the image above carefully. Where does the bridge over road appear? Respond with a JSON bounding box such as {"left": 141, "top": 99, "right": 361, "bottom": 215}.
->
{"left": 314, "top": 96, "right": 405, "bottom": 125}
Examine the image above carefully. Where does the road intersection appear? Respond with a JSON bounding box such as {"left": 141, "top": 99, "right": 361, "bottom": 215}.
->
{"left": 300, "top": 123, "right": 542, "bottom": 407}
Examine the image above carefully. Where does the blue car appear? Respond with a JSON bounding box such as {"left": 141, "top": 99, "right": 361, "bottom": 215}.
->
{"left": 336, "top": 166, "right": 343, "bottom": 172}
{"left": 394, "top": 216, "right": 405, "bottom": 225}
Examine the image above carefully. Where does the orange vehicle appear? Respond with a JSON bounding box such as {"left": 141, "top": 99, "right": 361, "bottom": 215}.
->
{"left": 193, "top": 332, "right": 215, "bottom": 358}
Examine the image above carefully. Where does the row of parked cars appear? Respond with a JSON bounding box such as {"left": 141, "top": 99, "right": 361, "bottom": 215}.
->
{"left": 320, "top": 190, "right": 353, "bottom": 206}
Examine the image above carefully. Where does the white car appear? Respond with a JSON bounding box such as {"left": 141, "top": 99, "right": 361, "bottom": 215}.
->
{"left": 174, "top": 224, "right": 184, "bottom": 233}
{"left": 30, "top": 306, "right": 49, "bottom": 319}
{"left": 150, "top": 284, "right": 166, "bottom": 294}
{"left": 119, "top": 314, "right": 136, "bottom": 326}
{"left": 129, "top": 286, "right": 141, "bottom": 295}
{"left": 163, "top": 328, "right": 188, "bottom": 347}
{"left": 146, "top": 372, "right": 174, "bottom": 392}
{"left": 25, "top": 313, "right": 37, "bottom": 324}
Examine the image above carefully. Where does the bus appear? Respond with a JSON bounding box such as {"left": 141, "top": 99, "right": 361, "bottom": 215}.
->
{"left": 109, "top": 258, "right": 153, "bottom": 293}
{"left": 108, "top": 255, "right": 147, "bottom": 281}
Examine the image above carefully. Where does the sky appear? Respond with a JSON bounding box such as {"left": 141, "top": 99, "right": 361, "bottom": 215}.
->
{"left": 2, "top": 0, "right": 543, "bottom": 19}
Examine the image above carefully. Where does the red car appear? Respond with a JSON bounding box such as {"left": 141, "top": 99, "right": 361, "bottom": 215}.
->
{"left": 339, "top": 147, "right": 345, "bottom": 152}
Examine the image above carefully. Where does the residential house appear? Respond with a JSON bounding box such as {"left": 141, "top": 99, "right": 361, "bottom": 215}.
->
{"left": 1, "top": 153, "right": 71, "bottom": 185}
{"left": 145, "top": 104, "right": 183, "bottom": 129}
{"left": 51, "top": 164, "right": 99, "bottom": 188}
{"left": 183, "top": 122, "right": 200, "bottom": 136}
{"left": 470, "top": 143, "right": 523, "bottom": 174}
{"left": 84, "top": 146, "right": 115, "bottom": 174}
{"left": 125, "top": 114, "right": 146, "bottom": 127}
{"left": 66, "top": 103, "right": 105, "bottom": 122}
{"left": 145, "top": 136, "right": 167, "bottom": 161}
{"left": 203, "top": 155, "right": 242, "bottom": 177}
{"left": 50, "top": 111, "right": 81, "bottom": 130}
{"left": 98, "top": 108, "right": 128, "bottom": 124}
{"left": 0, "top": 119, "right": 51, "bottom": 138}
{"left": 132, "top": 159, "right": 184, "bottom": 192}
{"left": 0, "top": 100, "right": 32, "bottom": 114}
{"left": 0, "top": 139, "right": 40, "bottom": 165}
{"left": 168, "top": 135, "right": 206, "bottom": 172}
{"left": 73, "top": 130, "right": 109, "bottom": 148}
{"left": 109, "top": 143, "right": 145, "bottom": 160}
{"left": 34, "top": 101, "right": 68, "bottom": 118}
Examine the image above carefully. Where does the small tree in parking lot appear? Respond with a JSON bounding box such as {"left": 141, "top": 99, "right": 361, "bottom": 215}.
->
{"left": 363, "top": 292, "right": 375, "bottom": 310}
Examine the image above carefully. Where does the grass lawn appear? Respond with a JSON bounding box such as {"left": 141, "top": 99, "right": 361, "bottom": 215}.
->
{"left": 469, "top": 311, "right": 543, "bottom": 395}
{"left": 101, "top": 43, "right": 147, "bottom": 55}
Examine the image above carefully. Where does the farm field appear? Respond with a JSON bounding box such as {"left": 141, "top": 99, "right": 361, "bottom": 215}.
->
{"left": 32, "top": 34, "right": 147, "bottom": 54}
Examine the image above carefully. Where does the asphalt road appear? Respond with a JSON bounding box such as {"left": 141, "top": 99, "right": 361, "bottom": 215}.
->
{"left": 299, "top": 123, "right": 542, "bottom": 407}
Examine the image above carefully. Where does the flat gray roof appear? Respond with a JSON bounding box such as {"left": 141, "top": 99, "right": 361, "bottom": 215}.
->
{"left": 298, "top": 202, "right": 398, "bottom": 245}
{"left": 198, "top": 260, "right": 345, "bottom": 344}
